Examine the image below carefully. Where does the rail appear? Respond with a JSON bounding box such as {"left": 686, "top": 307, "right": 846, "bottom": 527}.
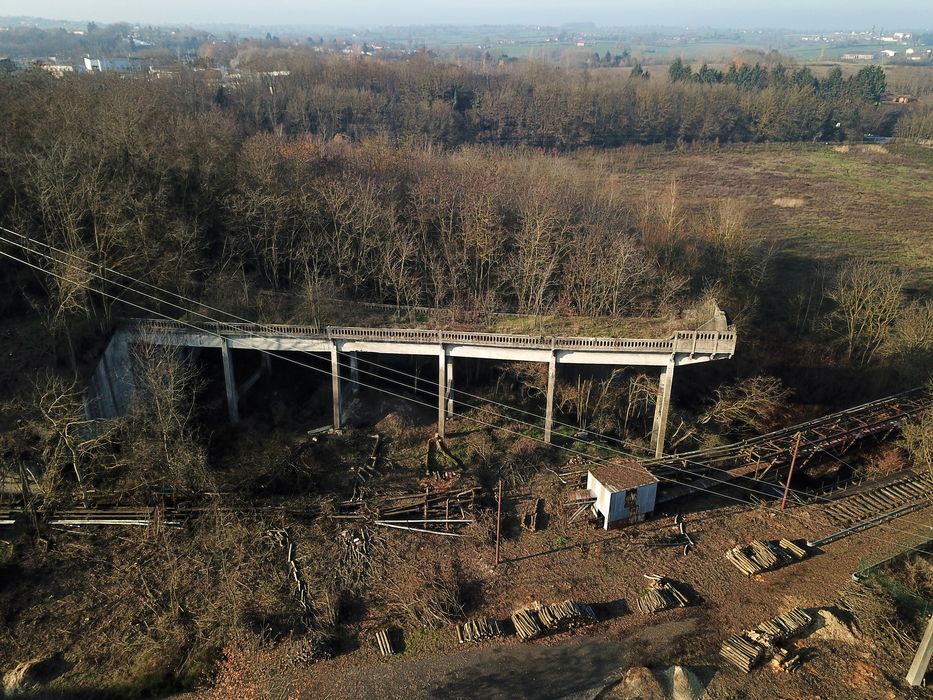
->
{"left": 125, "top": 318, "right": 736, "bottom": 355}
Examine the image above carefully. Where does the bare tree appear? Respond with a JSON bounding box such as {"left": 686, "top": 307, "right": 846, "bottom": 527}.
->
{"left": 129, "top": 342, "right": 211, "bottom": 492}
{"left": 699, "top": 376, "right": 791, "bottom": 434}
{"left": 33, "top": 373, "right": 120, "bottom": 504}
{"left": 827, "top": 260, "right": 905, "bottom": 367}
{"left": 902, "top": 403, "right": 933, "bottom": 479}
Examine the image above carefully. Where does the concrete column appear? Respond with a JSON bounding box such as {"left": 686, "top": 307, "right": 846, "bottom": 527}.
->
{"left": 349, "top": 353, "right": 359, "bottom": 394}
{"left": 261, "top": 352, "right": 272, "bottom": 375}
{"left": 906, "top": 613, "right": 933, "bottom": 686}
{"left": 544, "top": 351, "right": 557, "bottom": 444}
{"left": 220, "top": 338, "right": 240, "bottom": 424}
{"left": 445, "top": 357, "right": 454, "bottom": 417}
{"left": 331, "top": 342, "right": 341, "bottom": 430}
{"left": 438, "top": 346, "right": 447, "bottom": 437}
{"left": 651, "top": 360, "right": 675, "bottom": 458}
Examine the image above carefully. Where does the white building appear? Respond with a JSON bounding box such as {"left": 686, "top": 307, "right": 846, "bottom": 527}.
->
{"left": 586, "top": 462, "right": 658, "bottom": 530}
{"left": 84, "top": 57, "right": 139, "bottom": 72}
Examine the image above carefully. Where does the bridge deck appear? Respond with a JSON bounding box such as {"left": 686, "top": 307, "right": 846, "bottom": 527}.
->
{"left": 128, "top": 319, "right": 736, "bottom": 367}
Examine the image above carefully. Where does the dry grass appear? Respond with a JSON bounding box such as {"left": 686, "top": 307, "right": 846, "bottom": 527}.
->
{"left": 772, "top": 197, "right": 806, "bottom": 208}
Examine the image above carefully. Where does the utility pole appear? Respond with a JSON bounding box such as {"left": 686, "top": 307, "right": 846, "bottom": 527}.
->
{"left": 495, "top": 479, "right": 503, "bottom": 566}
{"left": 907, "top": 613, "right": 933, "bottom": 687}
{"left": 781, "top": 432, "right": 802, "bottom": 510}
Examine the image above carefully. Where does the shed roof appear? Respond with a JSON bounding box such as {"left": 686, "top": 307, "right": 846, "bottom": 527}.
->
{"left": 589, "top": 461, "right": 657, "bottom": 492}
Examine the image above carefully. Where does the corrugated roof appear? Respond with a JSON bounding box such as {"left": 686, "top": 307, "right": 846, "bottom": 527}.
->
{"left": 589, "top": 460, "right": 657, "bottom": 492}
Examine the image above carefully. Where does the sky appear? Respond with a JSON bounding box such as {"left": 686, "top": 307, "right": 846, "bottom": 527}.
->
{"left": 0, "top": 0, "right": 929, "bottom": 30}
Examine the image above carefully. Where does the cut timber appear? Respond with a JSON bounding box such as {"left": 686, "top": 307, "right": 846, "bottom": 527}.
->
{"left": 725, "top": 539, "right": 809, "bottom": 577}
{"left": 720, "top": 607, "right": 814, "bottom": 673}
{"left": 375, "top": 629, "right": 395, "bottom": 656}
{"left": 457, "top": 617, "right": 505, "bottom": 643}
{"left": 535, "top": 600, "right": 596, "bottom": 631}
{"left": 635, "top": 576, "right": 692, "bottom": 614}
{"left": 511, "top": 608, "right": 543, "bottom": 641}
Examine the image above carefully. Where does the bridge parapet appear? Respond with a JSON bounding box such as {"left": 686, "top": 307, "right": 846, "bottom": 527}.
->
{"left": 125, "top": 319, "right": 735, "bottom": 357}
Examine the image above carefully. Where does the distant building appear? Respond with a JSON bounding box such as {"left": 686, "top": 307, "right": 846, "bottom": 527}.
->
{"left": 842, "top": 53, "right": 875, "bottom": 61}
{"left": 84, "top": 57, "right": 142, "bottom": 73}
{"left": 40, "top": 63, "right": 75, "bottom": 77}
{"left": 586, "top": 462, "right": 658, "bottom": 529}
{"left": 881, "top": 49, "right": 898, "bottom": 58}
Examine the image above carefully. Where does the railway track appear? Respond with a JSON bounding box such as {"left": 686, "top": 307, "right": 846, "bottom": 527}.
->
{"left": 822, "top": 472, "right": 933, "bottom": 527}
{"left": 650, "top": 387, "right": 931, "bottom": 486}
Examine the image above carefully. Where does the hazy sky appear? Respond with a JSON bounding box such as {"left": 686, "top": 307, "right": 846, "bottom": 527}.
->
{"left": 2, "top": 0, "right": 929, "bottom": 30}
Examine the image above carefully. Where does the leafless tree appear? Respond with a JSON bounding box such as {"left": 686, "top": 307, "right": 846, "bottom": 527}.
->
{"left": 33, "top": 373, "right": 120, "bottom": 504}
{"left": 699, "top": 376, "right": 790, "bottom": 434}
{"left": 827, "top": 260, "right": 905, "bottom": 367}
{"left": 129, "top": 341, "right": 211, "bottom": 492}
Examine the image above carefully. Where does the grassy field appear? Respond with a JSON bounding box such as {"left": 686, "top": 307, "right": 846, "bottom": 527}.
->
{"left": 589, "top": 142, "right": 933, "bottom": 293}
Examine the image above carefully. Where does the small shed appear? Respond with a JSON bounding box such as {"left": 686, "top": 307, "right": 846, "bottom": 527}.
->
{"left": 587, "top": 462, "right": 658, "bottom": 529}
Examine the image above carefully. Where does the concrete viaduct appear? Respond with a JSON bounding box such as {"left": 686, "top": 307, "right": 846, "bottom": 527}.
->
{"left": 87, "top": 317, "right": 736, "bottom": 458}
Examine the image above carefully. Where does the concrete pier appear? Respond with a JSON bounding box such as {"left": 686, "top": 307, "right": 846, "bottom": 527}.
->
{"left": 220, "top": 338, "right": 239, "bottom": 424}
{"left": 650, "top": 360, "right": 675, "bottom": 458}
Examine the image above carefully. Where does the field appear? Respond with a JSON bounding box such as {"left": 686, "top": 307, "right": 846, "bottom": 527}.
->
{"left": 585, "top": 142, "right": 933, "bottom": 293}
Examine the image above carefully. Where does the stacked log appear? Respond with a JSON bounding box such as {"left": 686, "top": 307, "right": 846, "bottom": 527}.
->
{"left": 746, "top": 607, "right": 813, "bottom": 646}
{"left": 720, "top": 634, "right": 764, "bottom": 672}
{"left": 375, "top": 629, "right": 395, "bottom": 656}
{"left": 457, "top": 617, "right": 504, "bottom": 643}
{"left": 635, "top": 576, "right": 691, "bottom": 614}
{"left": 719, "top": 607, "right": 814, "bottom": 673}
{"left": 511, "top": 608, "right": 543, "bottom": 641}
{"left": 725, "top": 539, "right": 809, "bottom": 576}
{"left": 535, "top": 600, "right": 596, "bottom": 630}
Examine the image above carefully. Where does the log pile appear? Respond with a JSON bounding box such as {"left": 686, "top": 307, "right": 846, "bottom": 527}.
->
{"left": 725, "top": 539, "right": 808, "bottom": 576}
{"left": 720, "top": 607, "right": 814, "bottom": 673}
{"left": 457, "top": 616, "right": 505, "bottom": 643}
{"left": 720, "top": 634, "right": 765, "bottom": 672}
{"left": 535, "top": 600, "right": 596, "bottom": 631}
{"left": 746, "top": 607, "right": 813, "bottom": 646}
{"left": 635, "top": 575, "right": 691, "bottom": 614}
{"left": 375, "top": 629, "right": 395, "bottom": 656}
{"left": 511, "top": 608, "right": 543, "bottom": 641}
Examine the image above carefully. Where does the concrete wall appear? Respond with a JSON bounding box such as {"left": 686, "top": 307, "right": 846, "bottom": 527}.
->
{"left": 84, "top": 330, "right": 135, "bottom": 419}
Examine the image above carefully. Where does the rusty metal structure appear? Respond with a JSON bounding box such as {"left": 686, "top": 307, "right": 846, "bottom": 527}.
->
{"left": 650, "top": 387, "right": 931, "bottom": 500}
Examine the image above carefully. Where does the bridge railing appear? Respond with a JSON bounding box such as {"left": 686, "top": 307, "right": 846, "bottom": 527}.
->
{"left": 125, "top": 319, "right": 736, "bottom": 355}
